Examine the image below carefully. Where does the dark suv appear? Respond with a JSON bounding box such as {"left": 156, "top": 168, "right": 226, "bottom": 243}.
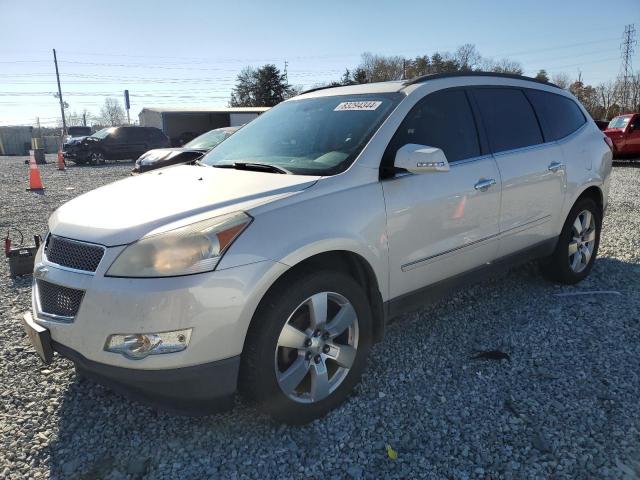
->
{"left": 63, "top": 126, "right": 170, "bottom": 165}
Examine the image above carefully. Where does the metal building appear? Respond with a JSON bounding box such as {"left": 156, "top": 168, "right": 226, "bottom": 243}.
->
{"left": 0, "top": 126, "right": 33, "bottom": 155}
{"left": 138, "top": 107, "right": 269, "bottom": 146}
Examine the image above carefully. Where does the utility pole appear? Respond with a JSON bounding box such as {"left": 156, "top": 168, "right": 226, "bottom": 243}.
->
{"left": 82, "top": 111, "right": 87, "bottom": 127}
{"left": 124, "top": 90, "right": 131, "bottom": 125}
{"left": 53, "top": 48, "right": 67, "bottom": 136}
{"left": 283, "top": 60, "right": 288, "bottom": 83}
{"left": 619, "top": 24, "right": 636, "bottom": 114}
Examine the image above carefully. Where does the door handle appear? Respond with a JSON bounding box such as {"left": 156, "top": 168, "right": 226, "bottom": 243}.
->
{"left": 548, "top": 161, "right": 565, "bottom": 172}
{"left": 474, "top": 178, "right": 496, "bottom": 191}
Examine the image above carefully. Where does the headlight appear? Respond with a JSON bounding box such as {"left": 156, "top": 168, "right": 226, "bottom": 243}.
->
{"left": 105, "top": 212, "right": 251, "bottom": 277}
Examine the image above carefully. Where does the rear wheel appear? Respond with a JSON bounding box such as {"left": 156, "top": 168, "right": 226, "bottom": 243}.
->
{"left": 541, "top": 197, "right": 601, "bottom": 284}
{"left": 240, "top": 271, "right": 372, "bottom": 424}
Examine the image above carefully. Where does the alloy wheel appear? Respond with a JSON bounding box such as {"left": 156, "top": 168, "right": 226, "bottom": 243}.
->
{"left": 274, "top": 292, "right": 359, "bottom": 404}
{"left": 568, "top": 209, "right": 596, "bottom": 273}
{"left": 92, "top": 152, "right": 105, "bottom": 165}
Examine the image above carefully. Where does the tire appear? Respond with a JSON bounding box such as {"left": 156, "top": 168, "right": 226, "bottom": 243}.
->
{"left": 89, "top": 150, "right": 105, "bottom": 165}
{"left": 239, "top": 270, "right": 372, "bottom": 424}
{"left": 541, "top": 197, "right": 601, "bottom": 284}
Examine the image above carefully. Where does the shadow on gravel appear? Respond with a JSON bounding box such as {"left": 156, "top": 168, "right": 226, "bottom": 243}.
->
{"left": 613, "top": 159, "right": 640, "bottom": 168}
{"left": 70, "top": 161, "right": 135, "bottom": 169}
{"left": 45, "top": 256, "right": 640, "bottom": 479}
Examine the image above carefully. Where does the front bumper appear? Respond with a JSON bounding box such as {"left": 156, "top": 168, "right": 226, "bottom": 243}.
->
{"left": 27, "top": 247, "right": 287, "bottom": 411}
{"left": 62, "top": 148, "right": 89, "bottom": 160}
{"left": 31, "top": 242, "right": 287, "bottom": 369}
{"left": 55, "top": 341, "right": 240, "bottom": 414}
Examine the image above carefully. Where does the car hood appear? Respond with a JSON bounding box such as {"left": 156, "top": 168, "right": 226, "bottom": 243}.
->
{"left": 64, "top": 136, "right": 88, "bottom": 145}
{"left": 604, "top": 128, "right": 625, "bottom": 135}
{"left": 50, "top": 164, "right": 320, "bottom": 246}
{"left": 136, "top": 148, "right": 206, "bottom": 166}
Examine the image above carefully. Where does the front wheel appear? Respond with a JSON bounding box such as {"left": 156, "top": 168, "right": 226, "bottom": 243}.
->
{"left": 89, "top": 150, "right": 105, "bottom": 165}
{"left": 541, "top": 197, "right": 601, "bottom": 284}
{"left": 240, "top": 271, "right": 372, "bottom": 424}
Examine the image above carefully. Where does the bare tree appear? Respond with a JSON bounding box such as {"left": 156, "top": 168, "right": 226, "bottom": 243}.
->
{"left": 482, "top": 57, "right": 524, "bottom": 75}
{"left": 596, "top": 82, "right": 618, "bottom": 120}
{"left": 98, "top": 98, "right": 126, "bottom": 126}
{"left": 628, "top": 74, "right": 640, "bottom": 113}
{"left": 551, "top": 73, "right": 571, "bottom": 89}
{"left": 454, "top": 44, "right": 482, "bottom": 71}
{"left": 358, "top": 52, "right": 405, "bottom": 82}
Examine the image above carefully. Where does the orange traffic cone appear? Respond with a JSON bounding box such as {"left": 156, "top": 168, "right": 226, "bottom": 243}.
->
{"left": 26, "top": 150, "right": 45, "bottom": 192}
{"left": 57, "top": 149, "right": 66, "bottom": 171}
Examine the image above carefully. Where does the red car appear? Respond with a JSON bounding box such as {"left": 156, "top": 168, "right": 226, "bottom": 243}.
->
{"left": 604, "top": 113, "right": 640, "bottom": 158}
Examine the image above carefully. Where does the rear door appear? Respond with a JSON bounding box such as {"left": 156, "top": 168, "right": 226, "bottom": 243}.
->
{"left": 472, "top": 87, "right": 566, "bottom": 257}
{"left": 381, "top": 88, "right": 502, "bottom": 299}
{"left": 123, "top": 128, "right": 147, "bottom": 159}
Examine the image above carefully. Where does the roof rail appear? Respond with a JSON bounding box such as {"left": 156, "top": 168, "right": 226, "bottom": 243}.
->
{"left": 403, "top": 71, "right": 560, "bottom": 88}
{"left": 299, "top": 84, "right": 344, "bottom": 95}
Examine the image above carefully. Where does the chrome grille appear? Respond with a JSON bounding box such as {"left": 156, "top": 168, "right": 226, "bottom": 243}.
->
{"left": 37, "top": 280, "right": 84, "bottom": 319}
{"left": 44, "top": 235, "right": 104, "bottom": 272}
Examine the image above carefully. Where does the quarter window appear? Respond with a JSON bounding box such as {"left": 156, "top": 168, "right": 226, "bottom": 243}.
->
{"left": 525, "top": 89, "right": 586, "bottom": 141}
{"left": 473, "top": 88, "right": 543, "bottom": 153}
{"left": 384, "top": 89, "right": 480, "bottom": 166}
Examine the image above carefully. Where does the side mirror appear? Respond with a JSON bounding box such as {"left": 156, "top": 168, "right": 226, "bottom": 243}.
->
{"left": 394, "top": 144, "right": 450, "bottom": 174}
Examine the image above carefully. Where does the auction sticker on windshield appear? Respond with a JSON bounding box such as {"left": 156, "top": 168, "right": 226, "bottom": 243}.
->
{"left": 334, "top": 101, "right": 382, "bottom": 111}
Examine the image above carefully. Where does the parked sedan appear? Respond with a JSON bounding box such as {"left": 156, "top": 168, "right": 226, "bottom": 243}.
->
{"left": 132, "top": 127, "right": 240, "bottom": 173}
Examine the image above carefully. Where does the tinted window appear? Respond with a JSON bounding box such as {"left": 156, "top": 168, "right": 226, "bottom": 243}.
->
{"left": 384, "top": 89, "right": 480, "bottom": 165}
{"left": 149, "top": 129, "right": 165, "bottom": 140}
{"left": 526, "top": 89, "right": 586, "bottom": 140}
{"left": 473, "top": 88, "right": 543, "bottom": 153}
{"left": 125, "top": 128, "right": 146, "bottom": 141}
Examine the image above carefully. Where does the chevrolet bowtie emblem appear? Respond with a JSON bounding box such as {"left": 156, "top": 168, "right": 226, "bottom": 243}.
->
{"left": 34, "top": 264, "right": 48, "bottom": 278}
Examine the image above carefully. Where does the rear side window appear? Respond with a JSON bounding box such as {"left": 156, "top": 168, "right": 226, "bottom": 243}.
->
{"left": 384, "top": 89, "right": 480, "bottom": 165}
{"left": 150, "top": 129, "right": 167, "bottom": 141}
{"left": 127, "top": 129, "right": 146, "bottom": 141}
{"left": 473, "top": 88, "right": 543, "bottom": 153}
{"left": 526, "top": 89, "right": 586, "bottom": 141}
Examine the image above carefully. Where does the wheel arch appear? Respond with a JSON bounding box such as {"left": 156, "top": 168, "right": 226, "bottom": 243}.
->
{"left": 573, "top": 184, "right": 604, "bottom": 213}
{"left": 244, "top": 250, "right": 386, "bottom": 352}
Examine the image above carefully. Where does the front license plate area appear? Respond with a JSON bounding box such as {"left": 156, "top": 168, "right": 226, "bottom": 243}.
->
{"left": 21, "top": 312, "right": 53, "bottom": 364}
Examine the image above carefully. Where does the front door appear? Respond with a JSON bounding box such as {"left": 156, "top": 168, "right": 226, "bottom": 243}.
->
{"left": 623, "top": 115, "right": 640, "bottom": 155}
{"left": 381, "top": 89, "right": 502, "bottom": 300}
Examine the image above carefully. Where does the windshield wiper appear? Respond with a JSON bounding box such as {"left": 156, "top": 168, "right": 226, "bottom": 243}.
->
{"left": 213, "top": 162, "right": 291, "bottom": 174}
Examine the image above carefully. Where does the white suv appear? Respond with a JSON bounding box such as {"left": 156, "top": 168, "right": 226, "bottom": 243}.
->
{"left": 23, "top": 73, "right": 612, "bottom": 424}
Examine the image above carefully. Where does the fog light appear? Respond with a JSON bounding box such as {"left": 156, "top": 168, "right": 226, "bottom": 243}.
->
{"left": 104, "top": 329, "right": 192, "bottom": 360}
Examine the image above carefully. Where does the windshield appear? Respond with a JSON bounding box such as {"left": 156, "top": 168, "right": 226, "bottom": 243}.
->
{"left": 185, "top": 128, "right": 234, "bottom": 149}
{"left": 608, "top": 116, "right": 631, "bottom": 129}
{"left": 89, "top": 127, "right": 114, "bottom": 139}
{"left": 201, "top": 93, "right": 402, "bottom": 175}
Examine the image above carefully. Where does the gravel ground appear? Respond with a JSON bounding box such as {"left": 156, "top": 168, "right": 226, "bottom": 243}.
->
{"left": 1, "top": 155, "right": 639, "bottom": 479}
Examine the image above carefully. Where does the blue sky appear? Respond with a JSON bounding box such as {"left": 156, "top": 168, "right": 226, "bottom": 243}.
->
{"left": 0, "top": 0, "right": 638, "bottom": 126}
